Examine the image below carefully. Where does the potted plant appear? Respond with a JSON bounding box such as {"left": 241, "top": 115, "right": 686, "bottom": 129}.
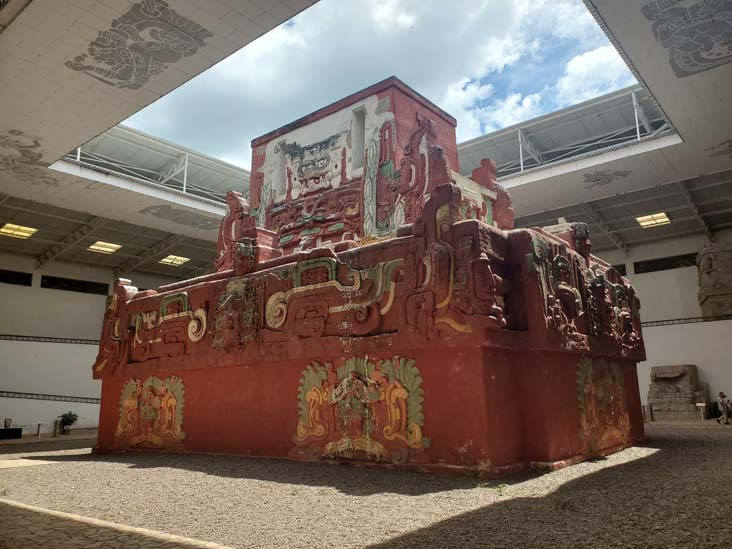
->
{"left": 59, "top": 411, "right": 78, "bottom": 434}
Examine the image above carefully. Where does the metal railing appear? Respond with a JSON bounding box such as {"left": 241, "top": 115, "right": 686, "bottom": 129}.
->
{"left": 642, "top": 314, "right": 732, "bottom": 327}
{"left": 63, "top": 148, "right": 228, "bottom": 204}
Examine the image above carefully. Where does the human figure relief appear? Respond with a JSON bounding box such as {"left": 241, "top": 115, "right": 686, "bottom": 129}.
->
{"left": 115, "top": 376, "right": 185, "bottom": 449}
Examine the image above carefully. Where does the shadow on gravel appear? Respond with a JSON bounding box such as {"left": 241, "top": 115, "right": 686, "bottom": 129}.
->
{"left": 25, "top": 450, "right": 491, "bottom": 496}
{"left": 17, "top": 433, "right": 659, "bottom": 497}
{"left": 0, "top": 438, "right": 94, "bottom": 456}
{"left": 0, "top": 502, "right": 207, "bottom": 549}
{"left": 368, "top": 426, "right": 732, "bottom": 548}
{"left": 20, "top": 426, "right": 731, "bottom": 501}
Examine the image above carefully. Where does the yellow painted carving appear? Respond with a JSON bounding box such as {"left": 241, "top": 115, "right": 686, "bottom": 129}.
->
{"left": 420, "top": 256, "right": 432, "bottom": 290}
{"left": 435, "top": 316, "right": 473, "bottom": 333}
{"left": 116, "top": 376, "right": 185, "bottom": 449}
{"left": 265, "top": 273, "right": 361, "bottom": 328}
{"left": 187, "top": 308, "right": 207, "bottom": 342}
{"left": 132, "top": 308, "right": 207, "bottom": 345}
{"left": 382, "top": 383, "right": 423, "bottom": 448}
{"left": 324, "top": 435, "right": 387, "bottom": 460}
{"left": 436, "top": 250, "right": 455, "bottom": 309}
{"left": 295, "top": 384, "right": 329, "bottom": 442}
{"left": 265, "top": 259, "right": 403, "bottom": 328}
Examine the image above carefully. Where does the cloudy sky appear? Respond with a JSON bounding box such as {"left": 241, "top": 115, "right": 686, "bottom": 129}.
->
{"left": 124, "top": 0, "right": 636, "bottom": 170}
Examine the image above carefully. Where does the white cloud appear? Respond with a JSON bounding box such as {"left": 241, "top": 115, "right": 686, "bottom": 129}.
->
{"left": 372, "top": 0, "right": 417, "bottom": 31}
{"left": 555, "top": 45, "right": 637, "bottom": 107}
{"left": 125, "top": 0, "right": 627, "bottom": 168}
{"left": 521, "top": 0, "right": 606, "bottom": 45}
{"left": 479, "top": 91, "right": 546, "bottom": 132}
{"left": 442, "top": 79, "right": 494, "bottom": 142}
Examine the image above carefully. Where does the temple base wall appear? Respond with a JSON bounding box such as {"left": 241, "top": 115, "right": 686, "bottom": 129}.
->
{"left": 96, "top": 347, "right": 644, "bottom": 477}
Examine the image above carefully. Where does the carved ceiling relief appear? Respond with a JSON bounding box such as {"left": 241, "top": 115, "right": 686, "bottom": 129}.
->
{"left": 706, "top": 138, "right": 732, "bottom": 159}
{"left": 583, "top": 170, "right": 631, "bottom": 189}
{"left": 65, "top": 0, "right": 212, "bottom": 90}
{"left": 642, "top": 0, "right": 732, "bottom": 77}
{"left": 139, "top": 204, "right": 219, "bottom": 230}
{"left": 0, "top": 129, "right": 60, "bottom": 186}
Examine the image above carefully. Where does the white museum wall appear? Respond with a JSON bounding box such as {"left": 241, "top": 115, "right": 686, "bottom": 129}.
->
{"left": 1, "top": 340, "right": 99, "bottom": 396}
{"left": 596, "top": 230, "right": 732, "bottom": 407}
{"left": 0, "top": 252, "right": 177, "bottom": 433}
{"left": 0, "top": 399, "right": 101, "bottom": 435}
{"left": 637, "top": 320, "right": 732, "bottom": 405}
{"left": 596, "top": 233, "right": 710, "bottom": 322}
{"left": 0, "top": 252, "right": 175, "bottom": 339}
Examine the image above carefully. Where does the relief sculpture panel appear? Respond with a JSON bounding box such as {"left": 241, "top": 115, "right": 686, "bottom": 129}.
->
{"left": 116, "top": 375, "right": 185, "bottom": 450}
{"left": 94, "top": 77, "right": 645, "bottom": 474}
{"left": 65, "top": 0, "right": 212, "bottom": 90}
{"left": 291, "top": 356, "right": 430, "bottom": 464}
{"left": 577, "top": 357, "right": 631, "bottom": 454}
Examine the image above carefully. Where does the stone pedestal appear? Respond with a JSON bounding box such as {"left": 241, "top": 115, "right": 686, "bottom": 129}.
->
{"left": 648, "top": 365, "right": 706, "bottom": 421}
{"left": 698, "top": 243, "right": 732, "bottom": 316}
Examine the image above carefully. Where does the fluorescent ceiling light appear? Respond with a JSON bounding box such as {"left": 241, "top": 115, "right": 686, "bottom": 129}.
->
{"left": 636, "top": 212, "right": 670, "bottom": 228}
{"left": 0, "top": 223, "right": 38, "bottom": 239}
{"left": 88, "top": 241, "right": 122, "bottom": 254}
{"left": 159, "top": 254, "right": 190, "bottom": 266}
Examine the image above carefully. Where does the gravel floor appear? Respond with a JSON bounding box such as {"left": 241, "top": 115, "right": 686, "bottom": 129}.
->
{"left": 1, "top": 424, "right": 731, "bottom": 548}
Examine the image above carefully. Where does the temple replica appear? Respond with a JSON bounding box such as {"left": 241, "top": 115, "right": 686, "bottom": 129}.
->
{"left": 93, "top": 77, "right": 646, "bottom": 476}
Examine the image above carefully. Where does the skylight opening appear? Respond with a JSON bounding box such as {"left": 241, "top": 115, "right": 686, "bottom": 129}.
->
{"left": 159, "top": 255, "right": 190, "bottom": 266}
{"left": 0, "top": 223, "right": 38, "bottom": 239}
{"left": 636, "top": 212, "right": 670, "bottom": 228}
{"left": 88, "top": 241, "right": 122, "bottom": 254}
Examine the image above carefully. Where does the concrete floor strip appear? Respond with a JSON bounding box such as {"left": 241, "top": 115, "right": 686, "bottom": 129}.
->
{"left": 0, "top": 498, "right": 233, "bottom": 549}
{"left": 0, "top": 458, "right": 58, "bottom": 469}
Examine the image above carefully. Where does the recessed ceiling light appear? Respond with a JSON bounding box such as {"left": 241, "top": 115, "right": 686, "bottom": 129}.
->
{"left": 87, "top": 241, "right": 122, "bottom": 254}
{"left": 159, "top": 255, "right": 190, "bottom": 266}
{"left": 636, "top": 212, "right": 670, "bottom": 228}
{"left": 0, "top": 223, "right": 38, "bottom": 239}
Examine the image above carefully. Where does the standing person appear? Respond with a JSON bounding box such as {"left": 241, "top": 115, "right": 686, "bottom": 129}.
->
{"left": 717, "top": 392, "right": 731, "bottom": 425}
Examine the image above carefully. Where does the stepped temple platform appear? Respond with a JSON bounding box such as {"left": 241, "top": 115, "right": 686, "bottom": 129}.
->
{"left": 92, "top": 77, "right": 645, "bottom": 476}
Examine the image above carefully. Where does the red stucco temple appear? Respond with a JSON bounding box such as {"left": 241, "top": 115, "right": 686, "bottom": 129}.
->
{"left": 92, "top": 77, "right": 645, "bottom": 476}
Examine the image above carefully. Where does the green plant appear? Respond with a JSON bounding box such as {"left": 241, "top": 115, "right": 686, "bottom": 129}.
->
{"left": 59, "top": 411, "right": 78, "bottom": 428}
{"left": 476, "top": 482, "right": 509, "bottom": 496}
{"left": 0, "top": 488, "right": 8, "bottom": 497}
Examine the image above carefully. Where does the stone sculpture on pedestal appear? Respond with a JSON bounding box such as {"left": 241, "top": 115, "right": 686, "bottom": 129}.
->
{"left": 648, "top": 365, "right": 707, "bottom": 421}
{"left": 698, "top": 242, "right": 732, "bottom": 316}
